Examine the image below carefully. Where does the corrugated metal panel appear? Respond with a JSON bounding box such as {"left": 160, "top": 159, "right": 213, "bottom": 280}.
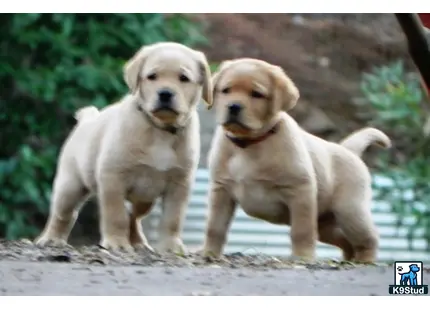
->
{"left": 145, "top": 169, "right": 430, "bottom": 262}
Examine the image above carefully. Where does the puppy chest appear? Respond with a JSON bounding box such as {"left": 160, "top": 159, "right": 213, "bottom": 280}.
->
{"left": 145, "top": 137, "right": 178, "bottom": 171}
{"left": 231, "top": 182, "right": 289, "bottom": 224}
{"left": 227, "top": 154, "right": 283, "bottom": 182}
{"left": 126, "top": 168, "right": 168, "bottom": 202}
{"left": 227, "top": 155, "right": 254, "bottom": 182}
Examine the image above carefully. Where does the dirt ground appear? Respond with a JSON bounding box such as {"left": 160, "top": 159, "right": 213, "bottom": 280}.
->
{"left": 0, "top": 261, "right": 395, "bottom": 296}
{"left": 0, "top": 240, "right": 419, "bottom": 296}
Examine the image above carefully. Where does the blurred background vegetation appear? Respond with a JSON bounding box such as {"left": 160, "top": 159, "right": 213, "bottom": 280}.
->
{"left": 0, "top": 13, "right": 429, "bottom": 254}
{"left": 362, "top": 61, "right": 430, "bottom": 251}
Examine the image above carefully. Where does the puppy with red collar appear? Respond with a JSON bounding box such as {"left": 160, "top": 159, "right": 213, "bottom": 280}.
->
{"left": 202, "top": 58, "right": 391, "bottom": 263}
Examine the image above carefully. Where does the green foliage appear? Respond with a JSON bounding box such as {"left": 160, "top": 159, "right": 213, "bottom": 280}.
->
{"left": 361, "top": 60, "right": 430, "bottom": 251}
{"left": 0, "top": 13, "right": 208, "bottom": 239}
{"left": 210, "top": 63, "right": 220, "bottom": 73}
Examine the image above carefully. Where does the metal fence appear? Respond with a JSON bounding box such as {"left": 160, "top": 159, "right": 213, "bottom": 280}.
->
{"left": 144, "top": 169, "right": 429, "bottom": 262}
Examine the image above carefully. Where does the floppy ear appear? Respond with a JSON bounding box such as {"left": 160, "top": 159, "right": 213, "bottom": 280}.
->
{"left": 270, "top": 65, "right": 300, "bottom": 112}
{"left": 208, "top": 60, "right": 233, "bottom": 110}
{"left": 194, "top": 51, "right": 213, "bottom": 109}
{"left": 123, "top": 44, "right": 157, "bottom": 93}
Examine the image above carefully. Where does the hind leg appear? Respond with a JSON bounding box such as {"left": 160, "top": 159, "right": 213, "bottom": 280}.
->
{"left": 333, "top": 195, "right": 379, "bottom": 263}
{"left": 319, "top": 224, "right": 355, "bottom": 261}
{"left": 35, "top": 172, "right": 89, "bottom": 246}
{"left": 128, "top": 201, "right": 153, "bottom": 251}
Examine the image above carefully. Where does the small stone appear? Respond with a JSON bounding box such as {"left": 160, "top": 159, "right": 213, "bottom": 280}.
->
{"left": 292, "top": 15, "right": 305, "bottom": 26}
{"left": 318, "top": 56, "right": 330, "bottom": 67}
{"left": 19, "top": 239, "right": 33, "bottom": 245}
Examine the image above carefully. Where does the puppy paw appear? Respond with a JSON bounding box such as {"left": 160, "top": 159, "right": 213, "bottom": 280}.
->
{"left": 288, "top": 253, "right": 316, "bottom": 263}
{"left": 100, "top": 236, "right": 134, "bottom": 253}
{"left": 130, "top": 233, "right": 154, "bottom": 252}
{"left": 34, "top": 235, "right": 68, "bottom": 247}
{"left": 199, "top": 247, "right": 222, "bottom": 259}
{"left": 133, "top": 242, "right": 155, "bottom": 253}
{"left": 157, "top": 237, "right": 187, "bottom": 256}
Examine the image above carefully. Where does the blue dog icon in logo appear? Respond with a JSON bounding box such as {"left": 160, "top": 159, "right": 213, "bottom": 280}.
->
{"left": 398, "top": 264, "right": 420, "bottom": 286}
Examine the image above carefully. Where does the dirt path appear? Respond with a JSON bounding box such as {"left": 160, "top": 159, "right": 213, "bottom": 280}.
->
{"left": 1, "top": 240, "right": 427, "bottom": 296}
{"left": 0, "top": 261, "right": 393, "bottom": 296}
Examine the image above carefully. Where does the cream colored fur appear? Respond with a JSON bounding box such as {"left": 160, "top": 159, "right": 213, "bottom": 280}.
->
{"left": 339, "top": 127, "right": 391, "bottom": 156}
{"left": 35, "top": 42, "right": 212, "bottom": 253}
{"left": 202, "top": 58, "right": 391, "bottom": 263}
{"left": 74, "top": 106, "right": 100, "bottom": 122}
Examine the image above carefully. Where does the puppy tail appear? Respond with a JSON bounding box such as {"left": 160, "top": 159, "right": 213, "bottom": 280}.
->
{"left": 74, "top": 106, "right": 100, "bottom": 123}
{"left": 339, "top": 127, "right": 392, "bottom": 157}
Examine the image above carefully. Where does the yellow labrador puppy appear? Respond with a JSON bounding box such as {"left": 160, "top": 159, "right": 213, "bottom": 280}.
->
{"left": 35, "top": 42, "right": 212, "bottom": 253}
{"left": 202, "top": 58, "right": 391, "bottom": 263}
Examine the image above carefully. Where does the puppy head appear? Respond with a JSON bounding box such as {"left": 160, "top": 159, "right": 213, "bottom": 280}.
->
{"left": 124, "top": 42, "right": 212, "bottom": 126}
{"left": 211, "top": 58, "right": 299, "bottom": 137}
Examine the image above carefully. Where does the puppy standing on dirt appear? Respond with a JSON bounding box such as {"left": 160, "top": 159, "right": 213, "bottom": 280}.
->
{"left": 202, "top": 58, "right": 391, "bottom": 263}
{"left": 35, "top": 42, "right": 212, "bottom": 253}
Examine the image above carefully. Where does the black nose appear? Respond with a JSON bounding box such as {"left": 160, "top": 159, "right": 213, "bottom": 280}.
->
{"left": 228, "top": 103, "right": 242, "bottom": 116}
{"left": 158, "top": 89, "right": 174, "bottom": 102}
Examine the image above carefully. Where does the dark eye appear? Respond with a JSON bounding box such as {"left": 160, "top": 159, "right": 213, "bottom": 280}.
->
{"left": 221, "top": 87, "right": 230, "bottom": 94}
{"left": 179, "top": 74, "right": 190, "bottom": 83}
{"left": 147, "top": 73, "right": 157, "bottom": 81}
{"left": 250, "top": 90, "right": 265, "bottom": 99}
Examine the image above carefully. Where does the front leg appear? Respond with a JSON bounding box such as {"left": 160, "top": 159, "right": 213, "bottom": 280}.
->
{"left": 156, "top": 177, "right": 192, "bottom": 255}
{"left": 283, "top": 181, "right": 318, "bottom": 261}
{"left": 128, "top": 201, "right": 154, "bottom": 252}
{"left": 98, "top": 172, "right": 133, "bottom": 252}
{"left": 202, "top": 182, "right": 236, "bottom": 258}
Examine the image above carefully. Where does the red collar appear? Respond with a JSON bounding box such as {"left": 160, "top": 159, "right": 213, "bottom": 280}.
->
{"left": 226, "top": 122, "right": 279, "bottom": 149}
